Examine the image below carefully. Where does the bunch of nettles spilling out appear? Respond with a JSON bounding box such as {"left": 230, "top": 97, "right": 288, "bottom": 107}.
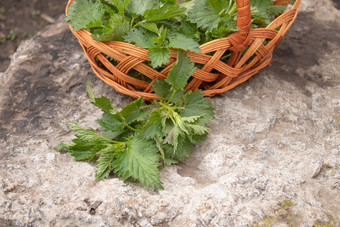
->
{"left": 66, "top": 0, "right": 290, "bottom": 68}
{"left": 57, "top": 51, "right": 214, "bottom": 189}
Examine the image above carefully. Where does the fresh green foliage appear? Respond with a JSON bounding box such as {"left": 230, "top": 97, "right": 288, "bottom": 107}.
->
{"left": 114, "top": 137, "right": 163, "bottom": 189}
{"left": 165, "top": 50, "right": 196, "bottom": 90}
{"left": 66, "top": 0, "right": 289, "bottom": 68}
{"left": 106, "top": 0, "right": 130, "bottom": 15}
{"left": 120, "top": 97, "right": 148, "bottom": 124}
{"left": 57, "top": 52, "right": 215, "bottom": 189}
{"left": 96, "top": 144, "right": 122, "bottom": 179}
{"left": 124, "top": 28, "right": 156, "bottom": 48}
{"left": 126, "top": 0, "right": 155, "bottom": 16}
{"left": 143, "top": 2, "right": 186, "bottom": 22}
{"left": 66, "top": 0, "right": 105, "bottom": 31}
{"left": 148, "top": 46, "right": 171, "bottom": 68}
{"left": 250, "top": 0, "right": 287, "bottom": 28}
{"left": 187, "top": 0, "right": 225, "bottom": 30}
{"left": 168, "top": 33, "right": 200, "bottom": 53}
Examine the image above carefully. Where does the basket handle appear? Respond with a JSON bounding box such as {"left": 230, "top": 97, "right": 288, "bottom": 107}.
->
{"left": 235, "top": 0, "right": 292, "bottom": 35}
{"left": 227, "top": 0, "right": 251, "bottom": 66}
{"left": 235, "top": 0, "right": 251, "bottom": 36}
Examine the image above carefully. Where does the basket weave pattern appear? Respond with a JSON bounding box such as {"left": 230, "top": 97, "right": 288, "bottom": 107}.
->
{"left": 66, "top": 0, "right": 301, "bottom": 100}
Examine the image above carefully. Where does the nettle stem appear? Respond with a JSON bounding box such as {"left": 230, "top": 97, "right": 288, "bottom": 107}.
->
{"left": 124, "top": 122, "right": 141, "bottom": 132}
{"left": 130, "top": 17, "right": 135, "bottom": 29}
{"left": 140, "top": 104, "right": 155, "bottom": 109}
{"left": 100, "top": 134, "right": 123, "bottom": 145}
{"left": 133, "top": 20, "right": 146, "bottom": 29}
{"left": 167, "top": 90, "right": 177, "bottom": 104}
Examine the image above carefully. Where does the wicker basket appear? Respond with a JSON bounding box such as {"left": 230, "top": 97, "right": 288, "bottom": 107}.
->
{"left": 66, "top": 0, "right": 301, "bottom": 100}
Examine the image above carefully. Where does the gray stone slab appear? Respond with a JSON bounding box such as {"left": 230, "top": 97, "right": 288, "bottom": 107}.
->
{"left": 0, "top": 3, "right": 340, "bottom": 226}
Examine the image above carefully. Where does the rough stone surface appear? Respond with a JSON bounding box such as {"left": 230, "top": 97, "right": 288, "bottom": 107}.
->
{"left": 1, "top": 3, "right": 340, "bottom": 226}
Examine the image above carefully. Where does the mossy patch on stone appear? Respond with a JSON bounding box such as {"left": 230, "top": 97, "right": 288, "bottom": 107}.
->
{"left": 314, "top": 215, "right": 340, "bottom": 227}
{"left": 254, "top": 200, "right": 302, "bottom": 227}
{"left": 279, "top": 200, "right": 294, "bottom": 210}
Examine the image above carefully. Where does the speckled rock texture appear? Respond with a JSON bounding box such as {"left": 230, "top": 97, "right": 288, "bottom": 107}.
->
{"left": 1, "top": 2, "right": 340, "bottom": 226}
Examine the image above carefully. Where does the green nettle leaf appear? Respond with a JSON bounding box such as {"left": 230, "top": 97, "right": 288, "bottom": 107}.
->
{"left": 141, "top": 109, "right": 166, "bottom": 139}
{"left": 126, "top": 0, "right": 154, "bottom": 16}
{"left": 171, "top": 90, "right": 186, "bottom": 104}
{"left": 152, "top": 26, "right": 167, "bottom": 45}
{"left": 148, "top": 46, "right": 171, "bottom": 68}
{"left": 139, "top": 23, "right": 160, "bottom": 35}
{"left": 187, "top": 0, "right": 221, "bottom": 30}
{"left": 106, "top": 0, "right": 130, "bottom": 15}
{"left": 113, "top": 137, "right": 163, "bottom": 189}
{"left": 103, "top": 2, "right": 117, "bottom": 15}
{"left": 250, "top": 6, "right": 270, "bottom": 27}
{"left": 97, "top": 112, "right": 125, "bottom": 132}
{"left": 173, "top": 113, "right": 189, "bottom": 134}
{"left": 93, "top": 96, "right": 118, "bottom": 114}
{"left": 184, "top": 123, "right": 209, "bottom": 135}
{"left": 68, "top": 140, "right": 107, "bottom": 161}
{"left": 87, "top": 80, "right": 117, "bottom": 114}
{"left": 159, "top": 0, "right": 177, "bottom": 4}
{"left": 165, "top": 50, "right": 196, "bottom": 90}
{"left": 154, "top": 136, "right": 165, "bottom": 160}
{"left": 189, "top": 133, "right": 208, "bottom": 144}
{"left": 57, "top": 139, "right": 107, "bottom": 161}
{"left": 165, "top": 135, "right": 193, "bottom": 161}
{"left": 178, "top": 20, "right": 200, "bottom": 39}
{"left": 162, "top": 118, "right": 174, "bottom": 135}
{"left": 96, "top": 144, "right": 122, "bottom": 180}
{"left": 102, "top": 127, "right": 134, "bottom": 141}
{"left": 164, "top": 125, "right": 181, "bottom": 150}
{"left": 67, "top": 123, "right": 111, "bottom": 143}
{"left": 66, "top": 0, "right": 105, "bottom": 31}
{"left": 180, "top": 0, "right": 196, "bottom": 13}
{"left": 91, "top": 15, "right": 130, "bottom": 42}
{"left": 86, "top": 79, "right": 96, "bottom": 102}
{"left": 181, "top": 115, "right": 203, "bottom": 123}
{"left": 181, "top": 90, "right": 214, "bottom": 124}
{"left": 120, "top": 97, "right": 147, "bottom": 124}
{"left": 153, "top": 139, "right": 177, "bottom": 166}
{"left": 250, "top": 0, "right": 286, "bottom": 27}
{"left": 207, "top": 0, "right": 229, "bottom": 13}
{"left": 124, "top": 27, "right": 156, "bottom": 48}
{"left": 144, "top": 3, "right": 186, "bottom": 22}
{"left": 152, "top": 79, "right": 185, "bottom": 103}
{"left": 208, "top": 19, "right": 238, "bottom": 39}
{"left": 55, "top": 142, "right": 71, "bottom": 152}
{"left": 266, "top": 5, "right": 286, "bottom": 17}
{"left": 152, "top": 78, "right": 172, "bottom": 99}
{"left": 168, "top": 33, "right": 201, "bottom": 53}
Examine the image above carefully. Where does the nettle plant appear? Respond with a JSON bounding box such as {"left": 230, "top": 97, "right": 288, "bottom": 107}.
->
{"left": 57, "top": 52, "right": 214, "bottom": 189}
{"left": 60, "top": 0, "right": 292, "bottom": 189}
{"left": 66, "top": 0, "right": 290, "bottom": 68}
